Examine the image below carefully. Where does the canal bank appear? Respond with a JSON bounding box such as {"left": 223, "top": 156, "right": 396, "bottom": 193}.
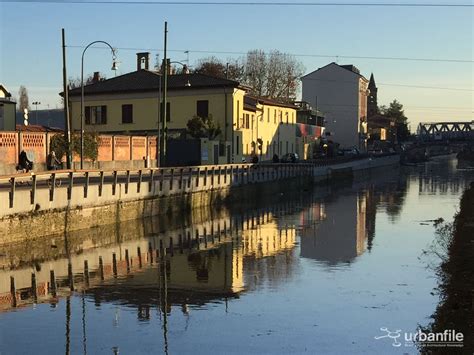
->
{"left": 0, "top": 155, "right": 398, "bottom": 245}
{"left": 421, "top": 182, "right": 474, "bottom": 353}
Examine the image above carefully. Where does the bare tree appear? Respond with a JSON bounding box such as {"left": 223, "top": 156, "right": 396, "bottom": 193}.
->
{"left": 18, "top": 85, "right": 29, "bottom": 112}
{"left": 68, "top": 72, "right": 107, "bottom": 89}
{"left": 193, "top": 56, "right": 244, "bottom": 81}
{"left": 244, "top": 50, "right": 267, "bottom": 97}
{"left": 243, "top": 50, "right": 304, "bottom": 102}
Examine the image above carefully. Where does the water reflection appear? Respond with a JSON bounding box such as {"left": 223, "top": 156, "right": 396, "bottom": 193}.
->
{"left": 300, "top": 192, "right": 368, "bottom": 264}
{"left": 1, "top": 156, "right": 473, "bottom": 354}
{"left": 299, "top": 169, "right": 410, "bottom": 264}
{"left": 0, "top": 199, "right": 304, "bottom": 313}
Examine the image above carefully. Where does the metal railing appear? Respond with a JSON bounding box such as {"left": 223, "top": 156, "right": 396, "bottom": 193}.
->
{"left": 0, "top": 163, "right": 315, "bottom": 210}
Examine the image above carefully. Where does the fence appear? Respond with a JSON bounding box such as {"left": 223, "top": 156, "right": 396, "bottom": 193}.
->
{"left": 0, "top": 131, "right": 159, "bottom": 167}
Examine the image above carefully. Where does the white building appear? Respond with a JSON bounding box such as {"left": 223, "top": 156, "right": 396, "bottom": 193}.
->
{"left": 301, "top": 63, "right": 369, "bottom": 150}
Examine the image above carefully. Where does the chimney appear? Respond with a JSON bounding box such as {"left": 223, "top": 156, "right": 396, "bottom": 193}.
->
{"left": 92, "top": 71, "right": 101, "bottom": 83}
{"left": 136, "top": 52, "right": 150, "bottom": 70}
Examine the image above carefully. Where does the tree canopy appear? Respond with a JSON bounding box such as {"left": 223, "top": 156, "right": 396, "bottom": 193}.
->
{"left": 244, "top": 49, "right": 304, "bottom": 102}
{"left": 186, "top": 115, "right": 221, "bottom": 140}
{"left": 193, "top": 56, "right": 244, "bottom": 81}
{"left": 192, "top": 49, "right": 304, "bottom": 103}
{"left": 380, "top": 99, "right": 410, "bottom": 141}
{"left": 68, "top": 73, "right": 107, "bottom": 89}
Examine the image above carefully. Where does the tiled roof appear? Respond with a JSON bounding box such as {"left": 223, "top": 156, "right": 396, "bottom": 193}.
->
{"left": 67, "top": 70, "right": 240, "bottom": 96}
{"left": 16, "top": 124, "right": 63, "bottom": 132}
{"left": 256, "top": 96, "right": 298, "bottom": 109}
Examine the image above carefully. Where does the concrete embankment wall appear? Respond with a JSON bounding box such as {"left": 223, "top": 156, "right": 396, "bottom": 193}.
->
{"left": 0, "top": 155, "right": 399, "bottom": 245}
{"left": 0, "top": 164, "right": 314, "bottom": 245}
{"left": 312, "top": 154, "right": 400, "bottom": 182}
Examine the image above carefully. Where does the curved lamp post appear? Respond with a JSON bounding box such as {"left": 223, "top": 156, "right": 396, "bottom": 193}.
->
{"left": 80, "top": 40, "right": 118, "bottom": 169}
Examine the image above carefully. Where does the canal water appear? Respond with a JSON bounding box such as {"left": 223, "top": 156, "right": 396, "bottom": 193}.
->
{"left": 0, "top": 156, "right": 472, "bottom": 354}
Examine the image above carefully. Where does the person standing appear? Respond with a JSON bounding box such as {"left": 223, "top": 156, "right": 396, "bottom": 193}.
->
{"left": 47, "top": 151, "right": 61, "bottom": 170}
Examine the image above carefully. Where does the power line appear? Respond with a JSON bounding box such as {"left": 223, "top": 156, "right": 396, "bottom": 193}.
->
{"left": 5, "top": 1, "right": 473, "bottom": 7}
{"left": 310, "top": 102, "right": 473, "bottom": 111}
{"left": 302, "top": 77, "right": 473, "bottom": 92}
{"left": 66, "top": 45, "right": 474, "bottom": 64}
{"left": 66, "top": 44, "right": 473, "bottom": 91}
{"left": 378, "top": 82, "right": 473, "bottom": 92}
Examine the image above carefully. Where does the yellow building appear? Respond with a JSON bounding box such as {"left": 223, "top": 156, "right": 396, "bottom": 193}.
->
{"left": 241, "top": 95, "right": 297, "bottom": 162}
{"left": 67, "top": 53, "right": 297, "bottom": 164}
{"left": 0, "top": 84, "right": 16, "bottom": 131}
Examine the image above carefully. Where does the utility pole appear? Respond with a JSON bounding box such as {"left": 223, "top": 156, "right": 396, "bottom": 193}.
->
{"left": 160, "top": 21, "right": 168, "bottom": 167}
{"left": 62, "top": 28, "right": 72, "bottom": 169}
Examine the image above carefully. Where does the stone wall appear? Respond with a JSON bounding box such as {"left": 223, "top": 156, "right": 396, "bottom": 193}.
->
{"left": 0, "top": 164, "right": 314, "bottom": 245}
{"left": 0, "top": 131, "right": 158, "bottom": 175}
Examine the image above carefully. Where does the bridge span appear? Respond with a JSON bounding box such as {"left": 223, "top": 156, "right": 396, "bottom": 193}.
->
{"left": 417, "top": 121, "right": 474, "bottom": 141}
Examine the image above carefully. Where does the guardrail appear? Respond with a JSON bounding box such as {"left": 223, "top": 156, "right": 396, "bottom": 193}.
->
{"left": 0, "top": 163, "right": 314, "bottom": 214}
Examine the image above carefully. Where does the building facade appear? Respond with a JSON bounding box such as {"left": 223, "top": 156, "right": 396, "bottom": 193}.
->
{"left": 0, "top": 84, "right": 16, "bottom": 131}
{"left": 66, "top": 53, "right": 298, "bottom": 164}
{"left": 301, "top": 63, "right": 369, "bottom": 150}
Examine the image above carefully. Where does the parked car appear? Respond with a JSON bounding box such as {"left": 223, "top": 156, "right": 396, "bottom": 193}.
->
{"left": 280, "top": 153, "right": 299, "bottom": 163}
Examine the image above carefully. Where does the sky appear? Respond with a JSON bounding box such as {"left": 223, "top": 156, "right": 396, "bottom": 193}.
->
{"left": 0, "top": 0, "right": 473, "bottom": 129}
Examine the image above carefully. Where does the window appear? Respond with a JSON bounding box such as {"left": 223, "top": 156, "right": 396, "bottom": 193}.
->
{"left": 85, "top": 105, "right": 107, "bottom": 125}
{"left": 236, "top": 136, "right": 240, "bottom": 155}
{"left": 267, "top": 108, "right": 270, "bottom": 122}
{"left": 274, "top": 110, "right": 276, "bottom": 124}
{"left": 286, "top": 141, "right": 289, "bottom": 154}
{"left": 251, "top": 115, "right": 254, "bottom": 130}
{"left": 160, "top": 102, "right": 171, "bottom": 122}
{"left": 196, "top": 100, "right": 209, "bottom": 118}
{"left": 245, "top": 113, "right": 250, "bottom": 129}
{"left": 279, "top": 111, "right": 283, "bottom": 123}
{"left": 285, "top": 112, "right": 289, "bottom": 124}
{"left": 122, "top": 104, "right": 133, "bottom": 124}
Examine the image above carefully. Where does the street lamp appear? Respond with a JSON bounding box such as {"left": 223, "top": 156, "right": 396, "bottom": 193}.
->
{"left": 32, "top": 101, "right": 41, "bottom": 125}
{"left": 80, "top": 40, "right": 118, "bottom": 170}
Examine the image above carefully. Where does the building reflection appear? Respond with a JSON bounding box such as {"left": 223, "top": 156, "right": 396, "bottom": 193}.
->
{"left": 300, "top": 192, "right": 368, "bottom": 264}
{"left": 299, "top": 171, "right": 408, "bottom": 264}
{"left": 0, "top": 198, "right": 305, "bottom": 313}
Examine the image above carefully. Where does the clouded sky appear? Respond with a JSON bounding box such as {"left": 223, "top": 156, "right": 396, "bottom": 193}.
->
{"left": 0, "top": 0, "right": 472, "bottom": 128}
